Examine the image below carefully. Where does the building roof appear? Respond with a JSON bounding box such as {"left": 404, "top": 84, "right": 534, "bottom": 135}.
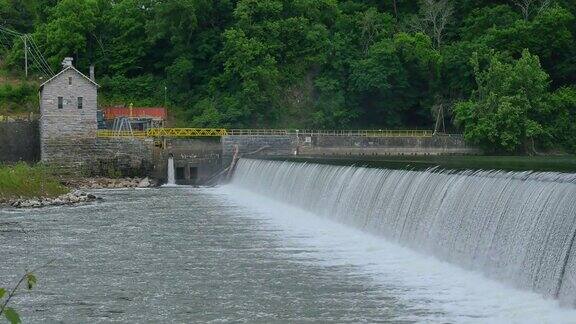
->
{"left": 103, "top": 106, "right": 167, "bottom": 120}
{"left": 39, "top": 66, "right": 99, "bottom": 90}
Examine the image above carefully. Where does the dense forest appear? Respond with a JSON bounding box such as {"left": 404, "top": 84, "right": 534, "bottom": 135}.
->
{"left": 1, "top": 0, "right": 575, "bottom": 153}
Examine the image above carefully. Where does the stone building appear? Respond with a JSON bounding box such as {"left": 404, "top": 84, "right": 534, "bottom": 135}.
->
{"left": 39, "top": 57, "right": 99, "bottom": 168}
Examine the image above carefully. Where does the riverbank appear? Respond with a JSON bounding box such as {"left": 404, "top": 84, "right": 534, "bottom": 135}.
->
{"left": 0, "top": 163, "right": 68, "bottom": 199}
{"left": 0, "top": 163, "right": 159, "bottom": 209}
{"left": 5, "top": 190, "right": 99, "bottom": 208}
{"left": 64, "top": 177, "right": 158, "bottom": 189}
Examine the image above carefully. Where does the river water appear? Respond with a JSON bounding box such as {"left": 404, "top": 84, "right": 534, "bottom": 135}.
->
{"left": 1, "top": 185, "right": 576, "bottom": 323}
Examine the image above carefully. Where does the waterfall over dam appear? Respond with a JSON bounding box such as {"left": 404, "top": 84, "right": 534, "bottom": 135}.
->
{"left": 231, "top": 158, "right": 576, "bottom": 307}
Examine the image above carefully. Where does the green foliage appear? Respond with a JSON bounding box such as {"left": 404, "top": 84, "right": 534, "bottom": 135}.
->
{"left": 0, "top": 82, "right": 37, "bottom": 114}
{"left": 0, "top": 0, "right": 574, "bottom": 152}
{"left": 0, "top": 270, "right": 38, "bottom": 324}
{"left": 99, "top": 74, "right": 164, "bottom": 107}
{"left": 453, "top": 49, "right": 573, "bottom": 153}
{"left": 0, "top": 163, "right": 68, "bottom": 199}
{"left": 3, "top": 308, "right": 20, "bottom": 324}
{"left": 39, "top": 0, "right": 102, "bottom": 68}
{"left": 547, "top": 86, "right": 576, "bottom": 152}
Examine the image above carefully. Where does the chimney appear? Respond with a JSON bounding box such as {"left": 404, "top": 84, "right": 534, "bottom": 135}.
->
{"left": 62, "top": 57, "right": 73, "bottom": 68}
{"left": 89, "top": 65, "right": 95, "bottom": 82}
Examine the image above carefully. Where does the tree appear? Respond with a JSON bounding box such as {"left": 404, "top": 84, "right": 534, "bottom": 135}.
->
{"left": 410, "top": 0, "right": 454, "bottom": 48}
{"left": 37, "top": 0, "right": 102, "bottom": 69}
{"left": 454, "top": 49, "right": 552, "bottom": 153}
{"left": 511, "top": 0, "right": 552, "bottom": 20}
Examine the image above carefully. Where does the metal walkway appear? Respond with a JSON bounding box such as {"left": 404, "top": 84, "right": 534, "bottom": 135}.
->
{"left": 97, "top": 128, "right": 434, "bottom": 138}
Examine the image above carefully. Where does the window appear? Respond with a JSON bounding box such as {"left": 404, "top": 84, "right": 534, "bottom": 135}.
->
{"left": 176, "top": 167, "right": 185, "bottom": 180}
{"left": 77, "top": 97, "right": 83, "bottom": 109}
{"left": 68, "top": 77, "right": 72, "bottom": 85}
{"left": 58, "top": 97, "right": 63, "bottom": 109}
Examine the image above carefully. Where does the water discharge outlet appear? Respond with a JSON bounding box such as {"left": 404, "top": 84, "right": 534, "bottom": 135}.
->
{"left": 167, "top": 155, "right": 175, "bottom": 185}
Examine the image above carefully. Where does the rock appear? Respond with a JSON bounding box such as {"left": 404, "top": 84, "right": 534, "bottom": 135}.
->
{"left": 138, "top": 177, "right": 151, "bottom": 188}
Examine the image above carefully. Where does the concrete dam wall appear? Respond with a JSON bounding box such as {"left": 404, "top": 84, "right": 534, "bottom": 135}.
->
{"left": 222, "top": 133, "right": 479, "bottom": 163}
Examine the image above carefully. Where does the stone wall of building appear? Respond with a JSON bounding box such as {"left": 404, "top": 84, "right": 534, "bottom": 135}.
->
{"left": 40, "top": 67, "right": 98, "bottom": 165}
{"left": 0, "top": 121, "right": 40, "bottom": 163}
{"left": 42, "top": 137, "right": 154, "bottom": 176}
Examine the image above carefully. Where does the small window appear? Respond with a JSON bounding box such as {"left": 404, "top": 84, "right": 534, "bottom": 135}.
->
{"left": 58, "top": 97, "right": 63, "bottom": 109}
{"left": 68, "top": 77, "right": 72, "bottom": 85}
{"left": 176, "top": 167, "right": 185, "bottom": 180}
{"left": 77, "top": 97, "right": 83, "bottom": 109}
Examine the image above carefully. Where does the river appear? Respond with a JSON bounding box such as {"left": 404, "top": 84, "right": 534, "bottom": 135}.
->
{"left": 1, "top": 180, "right": 576, "bottom": 322}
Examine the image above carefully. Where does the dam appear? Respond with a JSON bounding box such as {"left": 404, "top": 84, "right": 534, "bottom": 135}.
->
{"left": 2, "top": 157, "right": 576, "bottom": 322}
{"left": 2, "top": 64, "right": 575, "bottom": 321}
{"left": 233, "top": 159, "right": 576, "bottom": 307}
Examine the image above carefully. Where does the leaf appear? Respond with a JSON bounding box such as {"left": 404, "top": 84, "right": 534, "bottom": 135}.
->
{"left": 26, "top": 273, "right": 37, "bottom": 290}
{"left": 0, "top": 288, "right": 6, "bottom": 299}
{"left": 4, "top": 307, "right": 21, "bottom": 324}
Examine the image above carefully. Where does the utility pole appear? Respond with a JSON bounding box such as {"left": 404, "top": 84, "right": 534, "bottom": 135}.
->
{"left": 23, "top": 35, "right": 28, "bottom": 78}
{"left": 164, "top": 85, "right": 167, "bottom": 108}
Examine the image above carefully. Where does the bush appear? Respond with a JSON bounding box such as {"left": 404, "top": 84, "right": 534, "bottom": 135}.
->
{"left": 0, "top": 83, "right": 38, "bottom": 114}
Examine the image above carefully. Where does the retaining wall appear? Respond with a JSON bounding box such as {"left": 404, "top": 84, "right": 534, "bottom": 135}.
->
{"left": 222, "top": 134, "right": 480, "bottom": 161}
{"left": 0, "top": 121, "right": 40, "bottom": 163}
{"left": 222, "top": 135, "right": 297, "bottom": 164}
{"left": 300, "top": 134, "right": 480, "bottom": 156}
{"left": 42, "top": 137, "right": 154, "bottom": 176}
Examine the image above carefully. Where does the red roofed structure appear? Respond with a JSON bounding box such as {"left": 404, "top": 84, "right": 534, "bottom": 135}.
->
{"left": 103, "top": 106, "right": 167, "bottom": 121}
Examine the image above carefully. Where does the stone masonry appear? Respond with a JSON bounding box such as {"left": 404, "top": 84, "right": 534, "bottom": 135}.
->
{"left": 39, "top": 59, "right": 153, "bottom": 175}
{"left": 40, "top": 60, "right": 98, "bottom": 168}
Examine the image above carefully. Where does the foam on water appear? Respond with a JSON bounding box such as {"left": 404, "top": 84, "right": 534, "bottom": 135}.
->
{"left": 229, "top": 158, "right": 576, "bottom": 309}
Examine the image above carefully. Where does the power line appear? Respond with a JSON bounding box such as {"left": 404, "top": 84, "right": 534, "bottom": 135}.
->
{"left": 24, "top": 38, "right": 51, "bottom": 78}
{"left": 0, "top": 24, "right": 55, "bottom": 78}
{"left": 0, "top": 32, "right": 12, "bottom": 51}
{"left": 0, "top": 25, "right": 22, "bottom": 37}
{"left": 26, "top": 35, "right": 54, "bottom": 75}
{"left": 27, "top": 49, "right": 51, "bottom": 78}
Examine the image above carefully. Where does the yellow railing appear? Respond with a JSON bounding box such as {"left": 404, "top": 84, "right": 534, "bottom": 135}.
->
{"left": 0, "top": 113, "right": 36, "bottom": 122}
{"left": 97, "top": 130, "right": 148, "bottom": 138}
{"left": 227, "top": 129, "right": 290, "bottom": 136}
{"left": 96, "top": 128, "right": 434, "bottom": 138}
{"left": 147, "top": 128, "right": 229, "bottom": 137}
{"left": 296, "top": 130, "right": 434, "bottom": 137}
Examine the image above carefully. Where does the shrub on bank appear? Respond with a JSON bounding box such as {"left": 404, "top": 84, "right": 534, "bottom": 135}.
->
{"left": 0, "top": 83, "right": 38, "bottom": 114}
{"left": 0, "top": 163, "right": 68, "bottom": 199}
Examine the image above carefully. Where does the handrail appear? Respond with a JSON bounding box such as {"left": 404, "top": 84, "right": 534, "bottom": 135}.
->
{"left": 295, "top": 129, "right": 433, "bottom": 137}
{"left": 0, "top": 113, "right": 37, "bottom": 122}
{"left": 147, "top": 128, "right": 228, "bottom": 137}
{"left": 96, "top": 128, "right": 438, "bottom": 138}
{"left": 96, "top": 130, "right": 147, "bottom": 138}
